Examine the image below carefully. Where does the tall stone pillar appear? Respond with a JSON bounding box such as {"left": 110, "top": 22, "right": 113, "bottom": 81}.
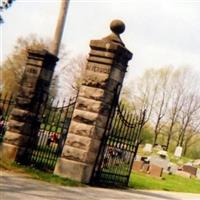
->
{"left": 54, "top": 20, "right": 132, "bottom": 183}
{"left": 0, "top": 49, "right": 58, "bottom": 162}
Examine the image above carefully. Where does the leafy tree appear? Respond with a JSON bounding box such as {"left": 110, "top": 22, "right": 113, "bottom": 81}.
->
{"left": 123, "top": 66, "right": 200, "bottom": 157}
{"left": 1, "top": 34, "right": 87, "bottom": 99}
{"left": 0, "top": 35, "right": 50, "bottom": 95}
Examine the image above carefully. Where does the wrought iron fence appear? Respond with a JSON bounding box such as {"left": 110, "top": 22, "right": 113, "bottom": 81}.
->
{"left": 91, "top": 102, "right": 146, "bottom": 187}
{"left": 25, "top": 96, "right": 76, "bottom": 171}
{"left": 0, "top": 94, "right": 15, "bottom": 142}
{"left": 0, "top": 93, "right": 76, "bottom": 171}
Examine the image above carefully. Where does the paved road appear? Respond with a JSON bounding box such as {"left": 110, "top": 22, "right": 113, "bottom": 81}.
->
{"left": 1, "top": 171, "right": 200, "bottom": 200}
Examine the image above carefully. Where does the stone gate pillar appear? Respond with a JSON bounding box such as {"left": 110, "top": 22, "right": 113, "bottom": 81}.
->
{"left": 54, "top": 20, "right": 132, "bottom": 183}
{"left": 0, "top": 49, "right": 58, "bottom": 162}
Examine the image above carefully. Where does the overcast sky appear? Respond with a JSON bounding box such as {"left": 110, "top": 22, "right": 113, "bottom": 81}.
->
{"left": 1, "top": 0, "right": 200, "bottom": 83}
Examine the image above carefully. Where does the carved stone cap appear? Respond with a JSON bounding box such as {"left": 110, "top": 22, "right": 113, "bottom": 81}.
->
{"left": 102, "top": 19, "right": 126, "bottom": 46}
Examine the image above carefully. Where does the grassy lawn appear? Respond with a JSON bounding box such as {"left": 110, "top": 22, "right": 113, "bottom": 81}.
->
{"left": 129, "top": 171, "right": 200, "bottom": 193}
{"left": 0, "top": 159, "right": 83, "bottom": 187}
{"left": 1, "top": 159, "right": 200, "bottom": 193}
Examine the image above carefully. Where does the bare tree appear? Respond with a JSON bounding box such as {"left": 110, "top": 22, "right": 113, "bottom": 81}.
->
{"left": 182, "top": 120, "right": 200, "bottom": 155}
{"left": 0, "top": 35, "right": 49, "bottom": 94}
{"left": 57, "top": 54, "right": 87, "bottom": 97}
{"left": 152, "top": 67, "right": 171, "bottom": 146}
{"left": 177, "top": 92, "right": 200, "bottom": 148}
{"left": 165, "top": 68, "right": 187, "bottom": 150}
{"left": 0, "top": 34, "right": 68, "bottom": 96}
{"left": 130, "top": 69, "right": 160, "bottom": 123}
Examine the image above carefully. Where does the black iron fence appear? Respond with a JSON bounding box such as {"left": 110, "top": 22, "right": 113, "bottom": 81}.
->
{"left": 0, "top": 94, "right": 15, "bottom": 142}
{"left": 25, "top": 97, "right": 76, "bottom": 171}
{"left": 91, "top": 102, "right": 146, "bottom": 187}
{"left": 0, "top": 93, "right": 76, "bottom": 171}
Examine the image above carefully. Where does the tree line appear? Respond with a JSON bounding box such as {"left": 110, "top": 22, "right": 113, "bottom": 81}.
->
{"left": 122, "top": 67, "right": 200, "bottom": 157}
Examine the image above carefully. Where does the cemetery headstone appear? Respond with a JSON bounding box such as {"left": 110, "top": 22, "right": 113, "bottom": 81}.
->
{"left": 150, "top": 153, "right": 170, "bottom": 172}
{"left": 132, "top": 161, "right": 144, "bottom": 171}
{"left": 149, "top": 164, "right": 163, "bottom": 177}
{"left": 142, "top": 163, "right": 150, "bottom": 173}
{"left": 182, "top": 165, "right": 197, "bottom": 176}
{"left": 174, "top": 146, "right": 182, "bottom": 158}
{"left": 169, "top": 163, "right": 178, "bottom": 174}
{"left": 196, "top": 169, "right": 200, "bottom": 180}
{"left": 143, "top": 143, "right": 152, "bottom": 153}
{"left": 135, "top": 155, "right": 141, "bottom": 161}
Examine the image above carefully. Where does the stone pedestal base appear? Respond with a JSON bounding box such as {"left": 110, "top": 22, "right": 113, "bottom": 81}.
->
{"left": 0, "top": 143, "right": 25, "bottom": 161}
{"left": 54, "top": 158, "right": 93, "bottom": 183}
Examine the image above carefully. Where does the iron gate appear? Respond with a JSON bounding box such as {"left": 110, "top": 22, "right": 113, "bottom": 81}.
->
{"left": 25, "top": 97, "right": 76, "bottom": 171}
{"left": 0, "top": 94, "right": 15, "bottom": 142}
{"left": 91, "top": 101, "right": 146, "bottom": 187}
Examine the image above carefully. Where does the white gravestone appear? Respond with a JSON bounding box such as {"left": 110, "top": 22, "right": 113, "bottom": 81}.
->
{"left": 196, "top": 169, "right": 200, "bottom": 180}
{"left": 174, "top": 146, "right": 183, "bottom": 158}
{"left": 143, "top": 144, "right": 153, "bottom": 153}
{"left": 150, "top": 154, "right": 170, "bottom": 172}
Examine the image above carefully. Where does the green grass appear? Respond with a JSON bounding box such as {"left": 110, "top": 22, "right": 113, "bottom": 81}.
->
{"left": 129, "top": 172, "right": 200, "bottom": 193}
{"left": 0, "top": 159, "right": 83, "bottom": 187}
{"left": 40, "top": 124, "right": 62, "bottom": 133}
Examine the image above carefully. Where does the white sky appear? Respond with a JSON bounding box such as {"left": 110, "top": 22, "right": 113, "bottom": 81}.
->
{"left": 1, "top": 0, "right": 200, "bottom": 84}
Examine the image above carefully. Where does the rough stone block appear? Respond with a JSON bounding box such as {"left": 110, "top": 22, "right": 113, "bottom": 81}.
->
{"left": 7, "top": 119, "right": 32, "bottom": 135}
{"left": 88, "top": 55, "right": 114, "bottom": 65}
{"left": 54, "top": 158, "right": 93, "bottom": 183}
{"left": 72, "top": 109, "right": 107, "bottom": 129}
{"left": 20, "top": 87, "right": 36, "bottom": 98}
{"left": 66, "top": 133, "right": 101, "bottom": 152}
{"left": 15, "top": 97, "right": 32, "bottom": 107}
{"left": 62, "top": 145, "right": 97, "bottom": 164}
{"left": 27, "top": 58, "right": 43, "bottom": 66}
{"left": 149, "top": 164, "right": 163, "bottom": 177}
{"left": 3, "top": 131, "right": 29, "bottom": 146}
{"left": 9, "top": 108, "right": 34, "bottom": 123}
{"left": 10, "top": 108, "right": 30, "bottom": 118}
{"left": 83, "top": 71, "right": 109, "bottom": 89}
{"left": 90, "top": 39, "right": 119, "bottom": 52}
{"left": 89, "top": 50, "right": 115, "bottom": 59}
{"left": 79, "top": 86, "right": 114, "bottom": 104}
{"left": 0, "top": 142, "right": 26, "bottom": 161}
{"left": 76, "top": 97, "right": 110, "bottom": 116}
{"left": 69, "top": 121, "right": 105, "bottom": 140}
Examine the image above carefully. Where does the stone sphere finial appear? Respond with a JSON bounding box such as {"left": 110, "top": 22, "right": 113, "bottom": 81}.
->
{"left": 110, "top": 19, "right": 125, "bottom": 35}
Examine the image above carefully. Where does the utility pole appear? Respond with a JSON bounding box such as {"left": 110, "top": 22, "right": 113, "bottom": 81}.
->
{"left": 50, "top": 0, "right": 70, "bottom": 56}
